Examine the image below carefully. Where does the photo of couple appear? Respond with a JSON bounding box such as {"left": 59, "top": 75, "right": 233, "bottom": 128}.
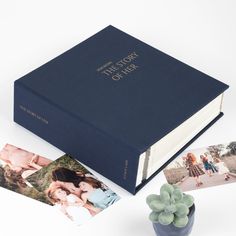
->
{"left": 163, "top": 142, "right": 236, "bottom": 191}
{"left": 0, "top": 143, "right": 52, "bottom": 204}
{"left": 26, "top": 154, "right": 120, "bottom": 226}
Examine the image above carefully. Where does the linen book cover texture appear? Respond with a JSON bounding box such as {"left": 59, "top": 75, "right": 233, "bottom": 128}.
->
{"left": 14, "top": 25, "right": 229, "bottom": 193}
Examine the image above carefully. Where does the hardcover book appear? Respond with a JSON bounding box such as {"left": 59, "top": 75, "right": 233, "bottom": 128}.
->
{"left": 14, "top": 25, "right": 229, "bottom": 194}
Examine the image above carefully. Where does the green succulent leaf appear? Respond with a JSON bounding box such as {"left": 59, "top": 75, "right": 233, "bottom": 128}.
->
{"left": 181, "top": 194, "right": 194, "bottom": 208}
{"left": 146, "top": 194, "right": 161, "bottom": 205}
{"left": 158, "top": 212, "right": 174, "bottom": 225}
{"left": 164, "top": 204, "right": 177, "bottom": 214}
{"left": 173, "top": 184, "right": 180, "bottom": 190}
{"left": 149, "top": 211, "right": 160, "bottom": 223}
{"left": 173, "top": 215, "right": 189, "bottom": 228}
{"left": 160, "top": 190, "right": 170, "bottom": 203}
{"left": 172, "top": 189, "right": 183, "bottom": 201}
{"left": 149, "top": 200, "right": 165, "bottom": 212}
{"left": 175, "top": 203, "right": 189, "bottom": 217}
{"left": 160, "top": 183, "right": 174, "bottom": 195}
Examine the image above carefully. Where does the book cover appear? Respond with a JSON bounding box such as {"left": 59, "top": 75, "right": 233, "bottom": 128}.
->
{"left": 14, "top": 25, "right": 229, "bottom": 194}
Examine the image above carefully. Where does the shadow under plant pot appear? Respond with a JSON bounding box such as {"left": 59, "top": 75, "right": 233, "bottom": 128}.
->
{"left": 153, "top": 204, "right": 195, "bottom": 236}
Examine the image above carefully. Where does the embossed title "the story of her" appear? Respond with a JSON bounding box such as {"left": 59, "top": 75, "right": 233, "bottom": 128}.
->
{"left": 97, "top": 52, "right": 139, "bottom": 81}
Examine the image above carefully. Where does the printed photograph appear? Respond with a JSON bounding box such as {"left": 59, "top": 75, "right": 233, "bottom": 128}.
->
{"left": 26, "top": 154, "right": 120, "bottom": 226}
{"left": 163, "top": 141, "right": 236, "bottom": 192}
{"left": 0, "top": 143, "right": 52, "bottom": 204}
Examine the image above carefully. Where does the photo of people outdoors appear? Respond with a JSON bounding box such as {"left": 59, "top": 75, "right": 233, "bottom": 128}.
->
{"left": 26, "top": 154, "right": 120, "bottom": 226}
{"left": 163, "top": 141, "right": 236, "bottom": 192}
{"left": 0, "top": 143, "right": 52, "bottom": 204}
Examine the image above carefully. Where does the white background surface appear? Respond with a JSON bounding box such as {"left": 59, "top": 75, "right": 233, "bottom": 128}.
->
{"left": 0, "top": 1, "right": 236, "bottom": 235}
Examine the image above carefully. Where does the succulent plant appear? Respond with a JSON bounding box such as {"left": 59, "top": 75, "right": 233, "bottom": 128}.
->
{"left": 146, "top": 183, "right": 194, "bottom": 228}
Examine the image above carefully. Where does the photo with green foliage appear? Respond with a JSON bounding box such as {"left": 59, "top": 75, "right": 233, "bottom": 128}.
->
{"left": 0, "top": 162, "right": 52, "bottom": 205}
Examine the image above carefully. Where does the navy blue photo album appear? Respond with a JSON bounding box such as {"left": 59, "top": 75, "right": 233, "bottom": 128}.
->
{"left": 14, "top": 25, "right": 229, "bottom": 194}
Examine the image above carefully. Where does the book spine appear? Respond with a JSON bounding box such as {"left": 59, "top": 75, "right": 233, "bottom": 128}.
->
{"left": 14, "top": 81, "right": 139, "bottom": 194}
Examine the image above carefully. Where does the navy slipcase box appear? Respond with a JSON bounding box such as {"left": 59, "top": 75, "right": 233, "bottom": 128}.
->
{"left": 14, "top": 26, "right": 228, "bottom": 194}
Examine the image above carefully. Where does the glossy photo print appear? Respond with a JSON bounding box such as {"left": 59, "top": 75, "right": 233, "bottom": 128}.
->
{"left": 26, "top": 154, "right": 120, "bottom": 226}
{"left": 0, "top": 143, "right": 52, "bottom": 204}
{"left": 163, "top": 141, "right": 236, "bottom": 192}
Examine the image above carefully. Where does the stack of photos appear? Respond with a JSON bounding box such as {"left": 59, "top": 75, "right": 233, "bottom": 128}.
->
{"left": 163, "top": 141, "right": 236, "bottom": 192}
{"left": 0, "top": 144, "right": 120, "bottom": 226}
